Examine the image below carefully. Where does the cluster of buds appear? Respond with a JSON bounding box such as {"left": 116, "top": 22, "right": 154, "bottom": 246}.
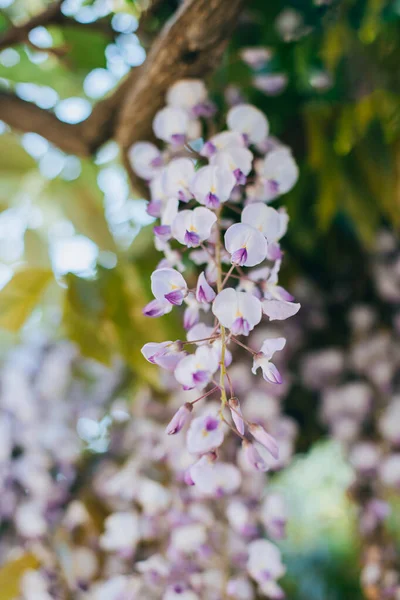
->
{"left": 131, "top": 79, "right": 300, "bottom": 485}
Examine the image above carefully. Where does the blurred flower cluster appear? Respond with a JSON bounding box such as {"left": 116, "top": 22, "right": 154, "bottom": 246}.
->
{"left": 1, "top": 230, "right": 399, "bottom": 599}
{"left": 0, "top": 331, "right": 298, "bottom": 599}
{"left": 297, "top": 231, "right": 400, "bottom": 599}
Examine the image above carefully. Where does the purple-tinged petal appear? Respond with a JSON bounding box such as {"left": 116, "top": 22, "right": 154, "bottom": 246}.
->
{"left": 231, "top": 247, "right": 248, "bottom": 266}
{"left": 186, "top": 414, "right": 224, "bottom": 454}
{"left": 171, "top": 133, "right": 186, "bottom": 145}
{"left": 249, "top": 424, "right": 279, "bottom": 459}
{"left": 231, "top": 317, "right": 250, "bottom": 336}
{"left": 147, "top": 201, "right": 162, "bottom": 217}
{"left": 153, "top": 225, "right": 171, "bottom": 242}
{"left": 165, "top": 290, "right": 186, "bottom": 305}
{"left": 184, "top": 230, "right": 201, "bottom": 247}
{"left": 206, "top": 192, "right": 220, "bottom": 209}
{"left": 243, "top": 440, "right": 269, "bottom": 472}
{"left": 267, "top": 242, "right": 282, "bottom": 261}
{"left": 196, "top": 272, "right": 216, "bottom": 304}
{"left": 229, "top": 397, "right": 245, "bottom": 435}
{"left": 262, "top": 300, "right": 300, "bottom": 321}
{"left": 183, "top": 305, "right": 199, "bottom": 330}
{"left": 143, "top": 299, "right": 171, "bottom": 317}
{"left": 193, "top": 370, "right": 209, "bottom": 384}
{"left": 166, "top": 403, "right": 193, "bottom": 435}
{"left": 234, "top": 168, "right": 246, "bottom": 185}
{"left": 200, "top": 140, "right": 217, "bottom": 157}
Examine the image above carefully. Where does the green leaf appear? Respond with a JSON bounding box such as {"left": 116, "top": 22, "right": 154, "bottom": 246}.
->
{"left": 63, "top": 262, "right": 171, "bottom": 387}
{"left": 0, "top": 135, "right": 36, "bottom": 175}
{"left": 0, "top": 553, "right": 39, "bottom": 600}
{"left": 43, "top": 162, "right": 116, "bottom": 252}
{"left": 62, "top": 27, "right": 108, "bottom": 70}
{"left": 0, "top": 267, "right": 54, "bottom": 332}
{"left": 0, "top": 49, "right": 83, "bottom": 96}
{"left": 24, "top": 229, "right": 51, "bottom": 267}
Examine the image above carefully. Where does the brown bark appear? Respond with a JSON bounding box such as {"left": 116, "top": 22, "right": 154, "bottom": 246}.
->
{"left": 0, "top": 0, "right": 244, "bottom": 191}
{"left": 116, "top": 0, "right": 245, "bottom": 150}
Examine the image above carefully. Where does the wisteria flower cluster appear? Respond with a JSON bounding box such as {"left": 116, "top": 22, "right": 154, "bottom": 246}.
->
{"left": 1, "top": 337, "right": 296, "bottom": 600}
{"left": 131, "top": 78, "right": 300, "bottom": 486}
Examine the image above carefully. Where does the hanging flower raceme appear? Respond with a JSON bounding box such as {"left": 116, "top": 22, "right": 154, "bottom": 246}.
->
{"left": 133, "top": 79, "right": 300, "bottom": 555}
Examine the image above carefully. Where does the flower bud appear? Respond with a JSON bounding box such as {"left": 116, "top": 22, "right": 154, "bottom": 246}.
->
{"left": 248, "top": 423, "right": 279, "bottom": 459}
{"left": 166, "top": 403, "right": 193, "bottom": 435}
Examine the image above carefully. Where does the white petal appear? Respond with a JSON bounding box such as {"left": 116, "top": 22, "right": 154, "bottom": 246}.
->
{"left": 237, "top": 291, "right": 262, "bottom": 328}
{"left": 224, "top": 223, "right": 268, "bottom": 267}
{"left": 190, "top": 165, "right": 236, "bottom": 206}
{"left": 161, "top": 197, "right": 179, "bottom": 226}
{"left": 166, "top": 79, "right": 207, "bottom": 109}
{"left": 262, "top": 299, "right": 300, "bottom": 321}
{"left": 227, "top": 104, "right": 269, "bottom": 144}
{"left": 153, "top": 106, "right": 189, "bottom": 142}
{"left": 262, "top": 148, "right": 299, "bottom": 195}
{"left": 151, "top": 268, "right": 187, "bottom": 301}
{"left": 211, "top": 147, "right": 253, "bottom": 176}
{"left": 242, "top": 203, "right": 284, "bottom": 241}
{"left": 260, "top": 337, "right": 286, "bottom": 359}
{"left": 162, "top": 158, "right": 195, "bottom": 200}
{"left": 212, "top": 288, "right": 238, "bottom": 328}
{"left": 192, "top": 207, "right": 217, "bottom": 239}
{"left": 128, "top": 142, "right": 161, "bottom": 180}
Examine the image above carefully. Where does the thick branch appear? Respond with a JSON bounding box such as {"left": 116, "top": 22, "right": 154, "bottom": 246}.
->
{"left": 116, "top": 0, "right": 245, "bottom": 150}
{"left": 0, "top": 1, "right": 63, "bottom": 51}
{"left": 0, "top": 0, "right": 244, "bottom": 180}
{"left": 0, "top": 71, "right": 139, "bottom": 156}
{"left": 0, "top": 90, "right": 89, "bottom": 155}
{"left": 0, "top": 1, "right": 114, "bottom": 51}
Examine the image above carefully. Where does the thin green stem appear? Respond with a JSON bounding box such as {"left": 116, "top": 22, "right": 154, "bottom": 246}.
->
{"left": 215, "top": 208, "right": 228, "bottom": 407}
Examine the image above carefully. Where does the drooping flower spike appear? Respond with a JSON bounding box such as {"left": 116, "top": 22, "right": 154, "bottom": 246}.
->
{"left": 134, "top": 79, "right": 300, "bottom": 530}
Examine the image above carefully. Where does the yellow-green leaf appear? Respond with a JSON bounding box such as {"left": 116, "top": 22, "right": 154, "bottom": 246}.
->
{"left": 24, "top": 229, "right": 51, "bottom": 268}
{"left": 0, "top": 267, "right": 54, "bottom": 332}
{"left": 0, "top": 553, "right": 39, "bottom": 600}
{"left": 43, "top": 162, "right": 116, "bottom": 253}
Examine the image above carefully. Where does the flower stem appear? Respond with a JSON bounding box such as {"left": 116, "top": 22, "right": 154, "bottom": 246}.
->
{"left": 191, "top": 386, "right": 219, "bottom": 405}
{"left": 221, "top": 264, "right": 235, "bottom": 288}
{"left": 216, "top": 209, "right": 228, "bottom": 407}
{"left": 231, "top": 336, "right": 257, "bottom": 355}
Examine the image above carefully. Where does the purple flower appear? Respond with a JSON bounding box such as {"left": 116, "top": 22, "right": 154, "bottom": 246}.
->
{"left": 242, "top": 440, "right": 269, "bottom": 472}
{"left": 252, "top": 337, "right": 286, "bottom": 384}
{"left": 174, "top": 346, "right": 219, "bottom": 390}
{"left": 229, "top": 397, "right": 245, "bottom": 435}
{"left": 248, "top": 423, "right": 279, "bottom": 459}
{"left": 186, "top": 414, "right": 224, "bottom": 454}
{"left": 151, "top": 268, "right": 188, "bottom": 306}
{"left": 212, "top": 288, "right": 262, "bottom": 336}
{"left": 166, "top": 403, "right": 193, "bottom": 435}
{"left": 196, "top": 272, "right": 216, "bottom": 304}
{"left": 141, "top": 341, "right": 185, "bottom": 371}
{"left": 172, "top": 207, "right": 217, "bottom": 248}
{"left": 225, "top": 223, "right": 268, "bottom": 267}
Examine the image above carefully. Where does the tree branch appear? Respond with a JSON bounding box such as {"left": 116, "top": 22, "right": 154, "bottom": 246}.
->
{"left": 0, "top": 1, "right": 64, "bottom": 51}
{"left": 0, "top": 90, "right": 89, "bottom": 155}
{"left": 0, "top": 0, "right": 244, "bottom": 191}
{"left": 116, "top": 0, "right": 245, "bottom": 151}
{"left": 0, "top": 1, "right": 115, "bottom": 51}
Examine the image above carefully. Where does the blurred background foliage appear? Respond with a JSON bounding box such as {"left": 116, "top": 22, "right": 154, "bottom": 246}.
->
{"left": 0, "top": 0, "right": 399, "bottom": 597}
